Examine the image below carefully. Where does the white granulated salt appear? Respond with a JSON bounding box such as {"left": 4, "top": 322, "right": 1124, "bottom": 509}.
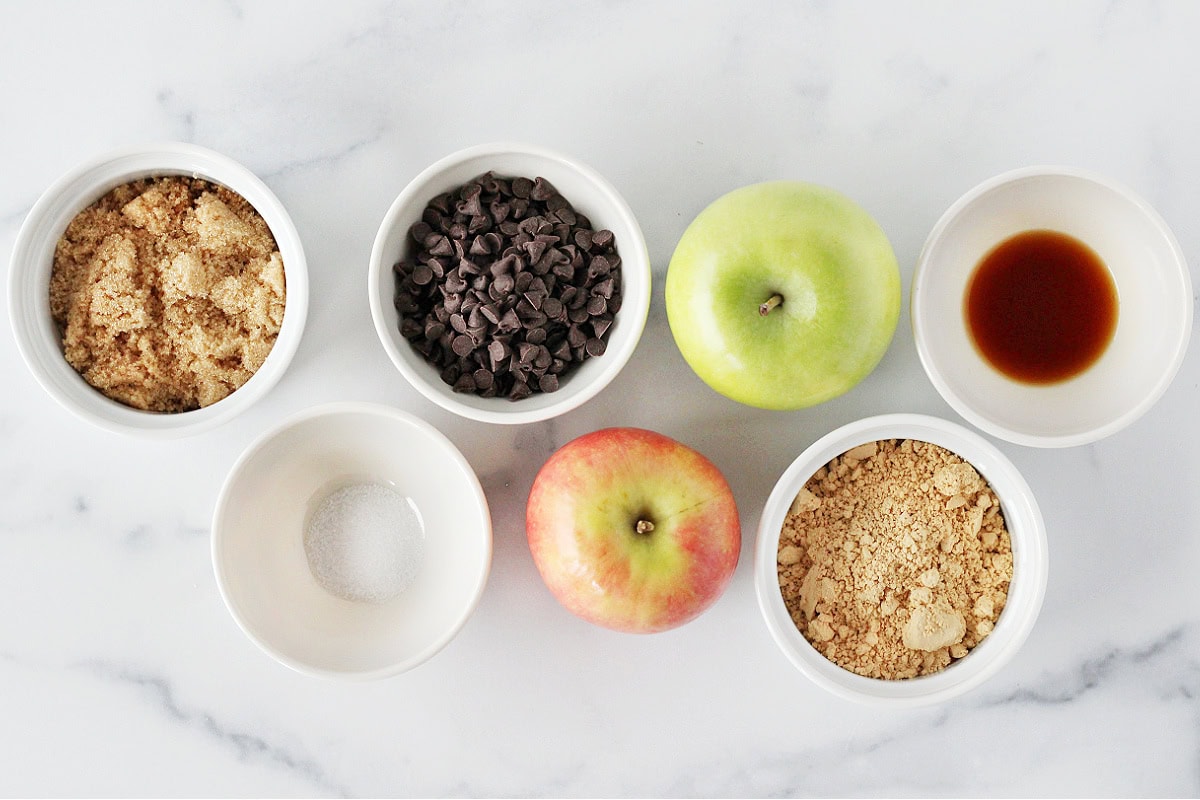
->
{"left": 303, "top": 482, "right": 425, "bottom": 604}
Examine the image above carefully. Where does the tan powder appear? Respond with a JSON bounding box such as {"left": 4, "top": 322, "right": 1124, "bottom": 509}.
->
{"left": 49, "top": 176, "right": 285, "bottom": 412}
{"left": 777, "top": 439, "right": 1013, "bottom": 679}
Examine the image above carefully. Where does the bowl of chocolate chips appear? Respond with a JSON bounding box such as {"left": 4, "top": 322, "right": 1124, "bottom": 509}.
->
{"left": 368, "top": 143, "right": 651, "bottom": 424}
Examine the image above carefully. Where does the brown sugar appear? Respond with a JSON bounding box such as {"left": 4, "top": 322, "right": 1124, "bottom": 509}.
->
{"left": 49, "top": 176, "right": 285, "bottom": 412}
{"left": 777, "top": 439, "right": 1013, "bottom": 680}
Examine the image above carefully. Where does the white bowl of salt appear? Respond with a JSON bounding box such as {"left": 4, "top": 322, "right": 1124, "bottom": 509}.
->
{"left": 212, "top": 402, "right": 492, "bottom": 679}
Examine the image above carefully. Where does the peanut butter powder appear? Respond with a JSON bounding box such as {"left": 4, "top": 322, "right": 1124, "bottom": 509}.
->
{"left": 777, "top": 439, "right": 1013, "bottom": 679}
{"left": 49, "top": 176, "right": 285, "bottom": 412}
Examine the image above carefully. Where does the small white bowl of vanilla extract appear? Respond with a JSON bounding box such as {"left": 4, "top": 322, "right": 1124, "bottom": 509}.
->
{"left": 912, "top": 166, "right": 1191, "bottom": 448}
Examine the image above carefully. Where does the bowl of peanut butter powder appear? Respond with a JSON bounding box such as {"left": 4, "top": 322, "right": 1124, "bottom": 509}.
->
{"left": 754, "top": 413, "right": 1048, "bottom": 706}
{"left": 9, "top": 142, "right": 308, "bottom": 437}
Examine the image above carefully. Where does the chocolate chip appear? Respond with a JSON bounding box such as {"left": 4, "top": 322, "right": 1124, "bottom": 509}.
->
{"left": 488, "top": 340, "right": 510, "bottom": 369}
{"left": 511, "top": 177, "right": 533, "bottom": 199}
{"left": 551, "top": 260, "right": 574, "bottom": 281}
{"left": 489, "top": 255, "right": 512, "bottom": 277}
{"left": 587, "top": 255, "right": 611, "bottom": 281}
{"left": 585, "top": 337, "right": 607, "bottom": 357}
{"left": 394, "top": 293, "right": 419, "bottom": 314}
{"left": 467, "top": 324, "right": 489, "bottom": 346}
{"left": 444, "top": 271, "right": 467, "bottom": 294}
{"left": 591, "top": 316, "right": 613, "bottom": 339}
{"left": 538, "top": 373, "right": 559, "bottom": 393}
{"left": 457, "top": 188, "right": 482, "bottom": 217}
{"left": 410, "top": 221, "right": 432, "bottom": 244}
{"left": 524, "top": 239, "right": 548, "bottom": 264}
{"left": 494, "top": 273, "right": 516, "bottom": 295}
{"left": 497, "top": 308, "right": 521, "bottom": 334}
{"left": 522, "top": 311, "right": 548, "bottom": 329}
{"left": 592, "top": 277, "right": 615, "bottom": 299}
{"left": 400, "top": 317, "right": 422, "bottom": 339}
{"left": 412, "top": 264, "right": 434, "bottom": 286}
{"left": 422, "top": 207, "right": 444, "bottom": 228}
{"left": 530, "top": 177, "right": 556, "bottom": 201}
{"left": 472, "top": 368, "right": 494, "bottom": 390}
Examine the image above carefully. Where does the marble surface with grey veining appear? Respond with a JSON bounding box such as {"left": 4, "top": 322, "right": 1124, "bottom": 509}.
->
{"left": 2, "top": 1, "right": 1198, "bottom": 796}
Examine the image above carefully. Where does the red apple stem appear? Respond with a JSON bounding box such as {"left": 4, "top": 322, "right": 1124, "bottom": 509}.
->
{"left": 635, "top": 519, "right": 655, "bottom": 534}
{"left": 759, "top": 294, "right": 784, "bottom": 316}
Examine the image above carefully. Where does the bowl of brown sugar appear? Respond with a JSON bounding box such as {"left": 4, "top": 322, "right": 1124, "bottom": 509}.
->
{"left": 9, "top": 142, "right": 308, "bottom": 437}
{"left": 754, "top": 413, "right": 1048, "bottom": 706}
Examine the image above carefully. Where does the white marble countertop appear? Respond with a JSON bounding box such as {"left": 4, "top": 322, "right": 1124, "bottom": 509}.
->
{"left": 3, "top": 2, "right": 1198, "bottom": 796}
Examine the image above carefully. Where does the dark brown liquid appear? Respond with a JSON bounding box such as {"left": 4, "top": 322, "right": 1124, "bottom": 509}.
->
{"left": 965, "top": 229, "right": 1118, "bottom": 384}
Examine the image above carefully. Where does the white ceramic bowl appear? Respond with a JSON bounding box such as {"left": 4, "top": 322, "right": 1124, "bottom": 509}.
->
{"left": 912, "top": 166, "right": 1191, "bottom": 448}
{"left": 754, "top": 413, "right": 1048, "bottom": 707}
{"left": 368, "top": 142, "right": 650, "bottom": 424}
{"left": 8, "top": 142, "right": 308, "bottom": 438}
{"left": 211, "top": 402, "right": 492, "bottom": 680}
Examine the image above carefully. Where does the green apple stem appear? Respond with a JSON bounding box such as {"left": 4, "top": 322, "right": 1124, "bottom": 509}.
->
{"left": 759, "top": 294, "right": 784, "bottom": 316}
{"left": 635, "top": 519, "right": 655, "bottom": 535}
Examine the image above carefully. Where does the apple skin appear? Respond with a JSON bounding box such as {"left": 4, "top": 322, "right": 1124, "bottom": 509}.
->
{"left": 526, "top": 427, "right": 740, "bottom": 633}
{"left": 665, "top": 181, "right": 901, "bottom": 410}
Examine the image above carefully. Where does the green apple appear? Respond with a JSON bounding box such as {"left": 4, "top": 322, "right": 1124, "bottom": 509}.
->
{"left": 526, "top": 427, "right": 740, "bottom": 633}
{"left": 665, "top": 181, "right": 901, "bottom": 409}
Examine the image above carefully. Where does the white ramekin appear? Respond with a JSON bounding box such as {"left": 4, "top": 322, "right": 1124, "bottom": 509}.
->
{"left": 912, "top": 166, "right": 1191, "bottom": 448}
{"left": 9, "top": 142, "right": 308, "bottom": 437}
{"left": 367, "top": 142, "right": 650, "bottom": 425}
{"left": 754, "top": 413, "right": 1048, "bottom": 707}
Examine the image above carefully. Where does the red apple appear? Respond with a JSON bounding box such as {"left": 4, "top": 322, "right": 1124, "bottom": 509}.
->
{"left": 526, "top": 427, "right": 740, "bottom": 633}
